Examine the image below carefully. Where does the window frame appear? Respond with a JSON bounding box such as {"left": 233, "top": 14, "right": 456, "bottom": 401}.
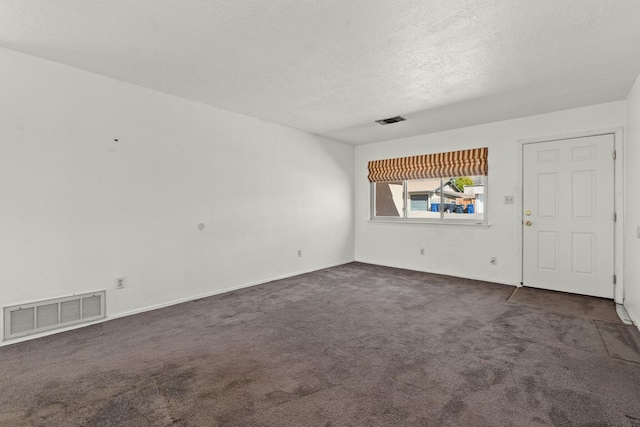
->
{"left": 370, "top": 177, "right": 488, "bottom": 225}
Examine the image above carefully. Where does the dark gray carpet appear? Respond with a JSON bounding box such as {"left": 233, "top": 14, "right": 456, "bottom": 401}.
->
{"left": 1, "top": 262, "right": 640, "bottom": 426}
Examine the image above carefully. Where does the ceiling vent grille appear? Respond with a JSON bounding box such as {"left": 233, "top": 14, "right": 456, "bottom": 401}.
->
{"left": 375, "top": 116, "right": 406, "bottom": 125}
{"left": 3, "top": 291, "right": 105, "bottom": 341}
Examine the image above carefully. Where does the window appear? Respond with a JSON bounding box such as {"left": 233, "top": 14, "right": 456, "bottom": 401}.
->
{"left": 369, "top": 148, "right": 488, "bottom": 224}
{"left": 373, "top": 176, "right": 486, "bottom": 222}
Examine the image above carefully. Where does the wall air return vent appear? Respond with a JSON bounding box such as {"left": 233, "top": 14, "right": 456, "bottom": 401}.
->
{"left": 375, "top": 116, "right": 406, "bottom": 125}
{"left": 3, "top": 291, "right": 105, "bottom": 341}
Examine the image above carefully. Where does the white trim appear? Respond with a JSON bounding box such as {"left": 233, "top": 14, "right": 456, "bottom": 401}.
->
{"left": 0, "top": 259, "right": 355, "bottom": 347}
{"left": 370, "top": 173, "right": 490, "bottom": 226}
{"left": 368, "top": 219, "right": 491, "bottom": 228}
{"left": 353, "top": 259, "right": 518, "bottom": 287}
{"left": 518, "top": 127, "right": 624, "bottom": 303}
{"left": 614, "top": 127, "right": 624, "bottom": 304}
{"left": 616, "top": 304, "right": 633, "bottom": 325}
{"left": 518, "top": 127, "right": 623, "bottom": 144}
{"left": 624, "top": 303, "right": 640, "bottom": 333}
{"left": 517, "top": 140, "right": 525, "bottom": 287}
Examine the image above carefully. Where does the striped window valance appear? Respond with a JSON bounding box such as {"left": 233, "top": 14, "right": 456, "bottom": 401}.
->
{"left": 367, "top": 147, "right": 488, "bottom": 182}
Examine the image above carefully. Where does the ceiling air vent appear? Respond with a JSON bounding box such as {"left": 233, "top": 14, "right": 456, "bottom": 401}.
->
{"left": 375, "top": 116, "right": 406, "bottom": 125}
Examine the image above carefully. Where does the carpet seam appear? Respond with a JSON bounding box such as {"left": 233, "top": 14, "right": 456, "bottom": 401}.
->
{"left": 593, "top": 320, "right": 640, "bottom": 366}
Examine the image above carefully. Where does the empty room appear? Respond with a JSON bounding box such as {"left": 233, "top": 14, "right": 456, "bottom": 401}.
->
{"left": 2, "top": 1, "right": 640, "bottom": 426}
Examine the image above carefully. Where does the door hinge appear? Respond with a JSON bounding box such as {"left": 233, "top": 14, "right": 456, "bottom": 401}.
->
{"left": 613, "top": 150, "right": 617, "bottom": 160}
{"left": 613, "top": 212, "right": 617, "bottom": 222}
{"left": 613, "top": 274, "right": 617, "bottom": 285}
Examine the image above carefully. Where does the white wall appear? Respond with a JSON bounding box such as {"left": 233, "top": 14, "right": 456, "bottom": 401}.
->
{"left": 355, "top": 102, "right": 625, "bottom": 286}
{"left": 0, "top": 47, "right": 354, "bottom": 343}
{"left": 624, "top": 74, "right": 640, "bottom": 325}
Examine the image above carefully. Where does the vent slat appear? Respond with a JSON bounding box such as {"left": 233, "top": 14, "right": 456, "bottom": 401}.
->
{"left": 36, "top": 303, "right": 59, "bottom": 329}
{"left": 10, "top": 308, "right": 35, "bottom": 335}
{"left": 60, "top": 300, "right": 81, "bottom": 324}
{"left": 82, "top": 296, "right": 101, "bottom": 318}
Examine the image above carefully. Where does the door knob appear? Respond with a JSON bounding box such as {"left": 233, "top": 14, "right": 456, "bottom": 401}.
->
{"left": 525, "top": 220, "right": 532, "bottom": 226}
{"left": 525, "top": 210, "right": 532, "bottom": 216}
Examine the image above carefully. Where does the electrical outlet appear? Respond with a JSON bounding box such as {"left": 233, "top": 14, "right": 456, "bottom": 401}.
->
{"left": 116, "top": 277, "right": 126, "bottom": 289}
{"left": 297, "top": 250, "right": 302, "bottom": 257}
{"left": 504, "top": 195, "right": 514, "bottom": 204}
{"left": 490, "top": 257, "right": 497, "bottom": 265}
{"left": 420, "top": 248, "right": 425, "bottom": 255}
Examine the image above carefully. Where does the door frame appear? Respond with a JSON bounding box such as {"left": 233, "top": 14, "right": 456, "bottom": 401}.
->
{"left": 517, "top": 127, "right": 624, "bottom": 303}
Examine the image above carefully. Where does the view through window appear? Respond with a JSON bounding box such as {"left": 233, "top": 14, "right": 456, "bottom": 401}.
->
{"left": 373, "top": 176, "right": 486, "bottom": 223}
{"left": 368, "top": 147, "right": 488, "bottom": 223}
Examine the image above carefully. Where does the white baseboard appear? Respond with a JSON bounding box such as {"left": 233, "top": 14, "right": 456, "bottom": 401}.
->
{"left": 0, "top": 259, "right": 355, "bottom": 347}
{"left": 354, "top": 259, "right": 518, "bottom": 287}
{"left": 108, "top": 259, "right": 355, "bottom": 321}
{"left": 616, "top": 304, "right": 633, "bottom": 325}
{"left": 624, "top": 303, "right": 640, "bottom": 333}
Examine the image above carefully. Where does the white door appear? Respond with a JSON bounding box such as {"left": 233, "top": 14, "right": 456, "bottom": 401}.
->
{"left": 522, "top": 134, "right": 615, "bottom": 299}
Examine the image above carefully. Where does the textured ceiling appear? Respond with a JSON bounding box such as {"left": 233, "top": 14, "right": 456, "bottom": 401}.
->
{"left": 1, "top": 0, "right": 640, "bottom": 144}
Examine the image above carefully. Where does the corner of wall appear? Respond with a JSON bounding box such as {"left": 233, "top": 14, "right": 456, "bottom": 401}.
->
{"left": 623, "top": 71, "right": 640, "bottom": 331}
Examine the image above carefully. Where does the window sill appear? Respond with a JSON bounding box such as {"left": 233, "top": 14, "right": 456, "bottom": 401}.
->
{"left": 368, "top": 218, "right": 491, "bottom": 228}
